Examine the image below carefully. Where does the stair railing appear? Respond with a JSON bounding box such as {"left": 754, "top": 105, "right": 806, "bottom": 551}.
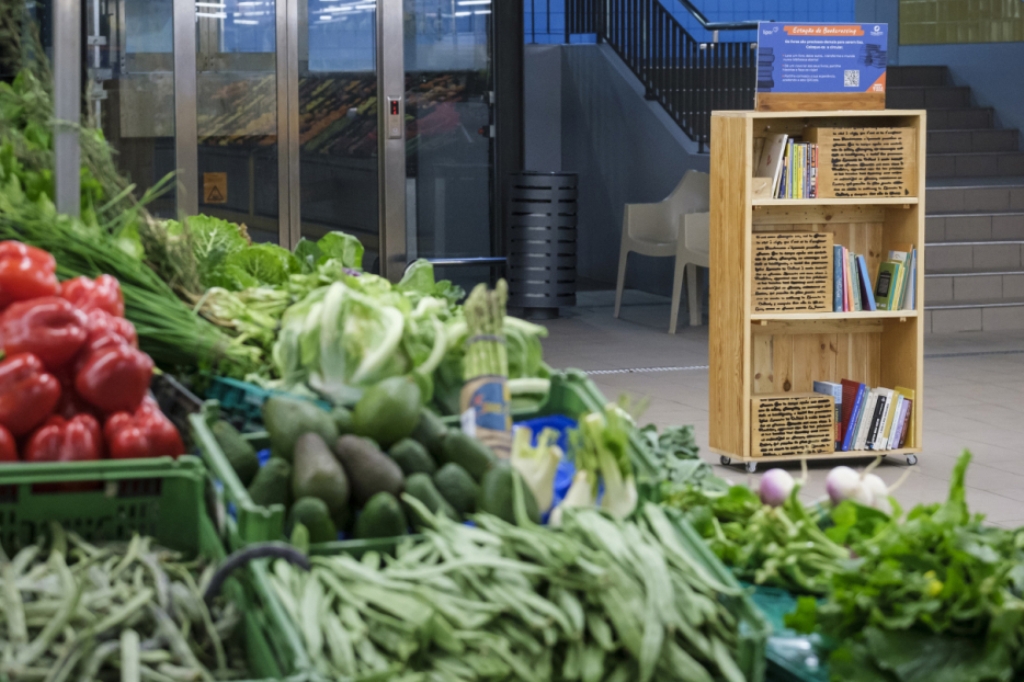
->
{"left": 565, "top": 0, "right": 759, "bottom": 152}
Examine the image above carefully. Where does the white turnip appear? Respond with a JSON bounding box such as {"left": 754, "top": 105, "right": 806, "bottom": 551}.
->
{"left": 759, "top": 468, "right": 796, "bottom": 507}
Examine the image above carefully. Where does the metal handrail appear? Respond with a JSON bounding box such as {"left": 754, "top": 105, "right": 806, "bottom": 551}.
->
{"left": 675, "top": 0, "right": 761, "bottom": 31}
{"left": 564, "top": 0, "right": 758, "bottom": 152}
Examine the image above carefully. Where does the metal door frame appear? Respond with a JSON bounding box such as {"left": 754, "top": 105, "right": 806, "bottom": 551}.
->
{"left": 377, "top": 0, "right": 406, "bottom": 281}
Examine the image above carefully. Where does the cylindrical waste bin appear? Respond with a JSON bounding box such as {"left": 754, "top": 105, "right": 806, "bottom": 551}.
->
{"left": 506, "top": 172, "right": 578, "bottom": 319}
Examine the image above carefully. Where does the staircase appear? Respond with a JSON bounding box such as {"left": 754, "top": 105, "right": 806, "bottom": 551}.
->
{"left": 887, "top": 66, "right": 1024, "bottom": 332}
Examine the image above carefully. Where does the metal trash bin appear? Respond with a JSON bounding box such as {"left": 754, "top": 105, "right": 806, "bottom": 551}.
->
{"left": 506, "top": 172, "right": 578, "bottom": 319}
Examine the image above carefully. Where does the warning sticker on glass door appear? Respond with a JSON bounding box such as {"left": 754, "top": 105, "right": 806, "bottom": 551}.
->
{"left": 203, "top": 173, "right": 227, "bottom": 204}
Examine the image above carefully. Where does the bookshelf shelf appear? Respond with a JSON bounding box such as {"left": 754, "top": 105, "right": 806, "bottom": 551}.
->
{"left": 710, "top": 109, "right": 926, "bottom": 471}
{"left": 751, "top": 311, "right": 919, "bottom": 321}
{"left": 752, "top": 197, "right": 919, "bottom": 207}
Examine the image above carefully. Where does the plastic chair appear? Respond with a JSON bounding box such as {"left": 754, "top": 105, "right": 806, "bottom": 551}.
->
{"left": 613, "top": 170, "right": 710, "bottom": 334}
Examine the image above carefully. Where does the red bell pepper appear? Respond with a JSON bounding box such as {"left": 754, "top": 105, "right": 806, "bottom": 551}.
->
{"left": 0, "top": 353, "right": 62, "bottom": 436}
{"left": 75, "top": 334, "right": 153, "bottom": 414}
{"left": 85, "top": 309, "right": 138, "bottom": 348}
{"left": 0, "top": 241, "right": 60, "bottom": 310}
{"left": 24, "top": 414, "right": 103, "bottom": 463}
{"left": 60, "top": 274, "right": 125, "bottom": 318}
{"left": 0, "top": 297, "right": 89, "bottom": 371}
{"left": 104, "top": 397, "right": 183, "bottom": 459}
{"left": 0, "top": 425, "right": 16, "bottom": 462}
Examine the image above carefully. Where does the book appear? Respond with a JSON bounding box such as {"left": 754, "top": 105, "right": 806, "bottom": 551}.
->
{"left": 887, "top": 396, "right": 906, "bottom": 450}
{"left": 874, "top": 262, "right": 900, "bottom": 310}
{"left": 856, "top": 255, "right": 877, "bottom": 312}
{"left": 870, "top": 388, "right": 895, "bottom": 450}
{"left": 833, "top": 246, "right": 844, "bottom": 312}
{"left": 850, "top": 252, "right": 862, "bottom": 311}
{"left": 864, "top": 391, "right": 887, "bottom": 450}
{"left": 841, "top": 381, "right": 868, "bottom": 452}
{"left": 897, "top": 399, "right": 913, "bottom": 448}
{"left": 755, "top": 133, "right": 788, "bottom": 198}
{"left": 902, "top": 249, "right": 917, "bottom": 311}
{"left": 814, "top": 381, "right": 843, "bottom": 446}
{"left": 778, "top": 140, "right": 791, "bottom": 198}
{"left": 883, "top": 395, "right": 904, "bottom": 450}
{"left": 853, "top": 390, "right": 879, "bottom": 451}
{"left": 893, "top": 386, "right": 916, "bottom": 448}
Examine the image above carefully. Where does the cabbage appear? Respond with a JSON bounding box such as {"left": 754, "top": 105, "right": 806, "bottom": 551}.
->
{"left": 272, "top": 280, "right": 450, "bottom": 403}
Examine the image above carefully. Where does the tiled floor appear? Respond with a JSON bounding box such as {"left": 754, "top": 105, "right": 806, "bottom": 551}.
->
{"left": 542, "top": 290, "right": 1024, "bottom": 527}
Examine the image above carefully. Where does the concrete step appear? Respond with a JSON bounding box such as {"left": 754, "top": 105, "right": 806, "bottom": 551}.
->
{"left": 927, "top": 107, "right": 995, "bottom": 131}
{"left": 887, "top": 85, "right": 971, "bottom": 109}
{"left": 926, "top": 184, "right": 1024, "bottom": 212}
{"left": 887, "top": 65, "right": 948, "bottom": 87}
{"left": 926, "top": 241, "right": 1024, "bottom": 272}
{"left": 927, "top": 152, "right": 1024, "bottom": 178}
{"left": 928, "top": 128, "right": 1019, "bottom": 153}
{"left": 925, "top": 266, "right": 1024, "bottom": 305}
{"left": 926, "top": 213, "right": 1024, "bottom": 242}
{"left": 926, "top": 300, "right": 1024, "bottom": 333}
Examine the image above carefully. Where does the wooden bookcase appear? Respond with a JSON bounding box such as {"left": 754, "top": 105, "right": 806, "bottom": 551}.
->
{"left": 709, "top": 110, "right": 925, "bottom": 472}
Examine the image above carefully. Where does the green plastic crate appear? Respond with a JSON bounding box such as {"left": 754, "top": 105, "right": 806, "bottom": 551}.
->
{"left": 749, "top": 586, "right": 831, "bottom": 682}
{"left": 191, "top": 370, "right": 662, "bottom": 550}
{"left": 0, "top": 456, "right": 311, "bottom": 682}
{"left": 205, "top": 376, "right": 331, "bottom": 432}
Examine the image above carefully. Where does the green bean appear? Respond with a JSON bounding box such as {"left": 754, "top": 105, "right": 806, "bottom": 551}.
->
{"left": 121, "top": 629, "right": 141, "bottom": 682}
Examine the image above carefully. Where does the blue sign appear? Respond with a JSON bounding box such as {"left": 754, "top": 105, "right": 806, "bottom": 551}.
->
{"left": 756, "top": 23, "right": 888, "bottom": 95}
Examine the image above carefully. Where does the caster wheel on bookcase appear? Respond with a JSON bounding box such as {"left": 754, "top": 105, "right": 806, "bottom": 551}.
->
{"left": 720, "top": 456, "right": 732, "bottom": 466}
{"left": 745, "top": 462, "right": 758, "bottom": 474}
{"left": 906, "top": 454, "right": 918, "bottom": 466}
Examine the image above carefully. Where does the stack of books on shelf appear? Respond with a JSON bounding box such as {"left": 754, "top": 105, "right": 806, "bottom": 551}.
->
{"left": 752, "top": 134, "right": 819, "bottom": 199}
{"left": 875, "top": 245, "right": 917, "bottom": 311}
{"left": 833, "top": 244, "right": 918, "bottom": 313}
{"left": 814, "top": 380, "right": 915, "bottom": 452}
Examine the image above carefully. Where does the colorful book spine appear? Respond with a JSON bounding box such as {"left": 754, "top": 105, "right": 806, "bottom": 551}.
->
{"left": 814, "top": 381, "right": 843, "bottom": 446}
{"left": 857, "top": 255, "right": 877, "bottom": 312}
{"left": 841, "top": 383, "right": 868, "bottom": 451}
{"left": 854, "top": 390, "right": 879, "bottom": 451}
{"left": 833, "top": 246, "right": 844, "bottom": 312}
{"left": 850, "top": 252, "right": 862, "bottom": 311}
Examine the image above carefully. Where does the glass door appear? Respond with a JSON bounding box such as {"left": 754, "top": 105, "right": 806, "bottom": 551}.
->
{"left": 194, "top": 0, "right": 280, "bottom": 242}
{"left": 296, "top": 0, "right": 379, "bottom": 257}
{"left": 403, "top": 0, "right": 494, "bottom": 283}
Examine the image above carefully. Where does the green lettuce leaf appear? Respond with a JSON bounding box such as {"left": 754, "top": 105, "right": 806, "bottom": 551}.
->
{"left": 317, "top": 231, "right": 364, "bottom": 269}
{"left": 223, "top": 243, "right": 302, "bottom": 287}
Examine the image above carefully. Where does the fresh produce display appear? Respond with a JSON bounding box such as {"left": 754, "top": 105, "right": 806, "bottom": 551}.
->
{"left": 209, "top": 392, "right": 544, "bottom": 542}
{"left": 0, "top": 525, "right": 249, "bottom": 681}
{"left": 270, "top": 500, "right": 749, "bottom": 682}
{"left": 787, "top": 451, "right": 1024, "bottom": 682}
{"left": 0, "top": 244, "right": 184, "bottom": 462}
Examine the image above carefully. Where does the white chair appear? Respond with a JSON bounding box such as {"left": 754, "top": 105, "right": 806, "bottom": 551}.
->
{"left": 613, "top": 170, "right": 710, "bottom": 334}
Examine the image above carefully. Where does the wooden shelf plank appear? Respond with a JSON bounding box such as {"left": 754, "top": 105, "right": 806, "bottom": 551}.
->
{"left": 751, "top": 311, "right": 919, "bottom": 321}
{"left": 710, "top": 447, "right": 922, "bottom": 463}
{"left": 752, "top": 197, "right": 919, "bottom": 206}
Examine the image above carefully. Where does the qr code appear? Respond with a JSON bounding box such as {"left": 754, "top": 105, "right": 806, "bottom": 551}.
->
{"left": 844, "top": 69, "right": 860, "bottom": 87}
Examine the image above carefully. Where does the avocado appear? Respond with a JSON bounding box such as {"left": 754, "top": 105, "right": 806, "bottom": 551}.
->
{"left": 433, "top": 463, "right": 479, "bottom": 517}
{"left": 287, "top": 497, "right": 338, "bottom": 544}
{"left": 353, "top": 492, "right": 408, "bottom": 539}
{"left": 478, "top": 463, "right": 541, "bottom": 525}
{"left": 438, "top": 430, "right": 497, "bottom": 482}
{"left": 247, "top": 458, "right": 291, "bottom": 507}
{"left": 262, "top": 397, "right": 338, "bottom": 462}
{"left": 331, "top": 406, "right": 354, "bottom": 435}
{"left": 403, "top": 473, "right": 457, "bottom": 525}
{"left": 388, "top": 438, "right": 437, "bottom": 477}
{"left": 333, "top": 435, "right": 405, "bottom": 507}
{"left": 292, "top": 433, "right": 350, "bottom": 527}
{"left": 410, "top": 409, "right": 448, "bottom": 458}
{"left": 351, "top": 377, "right": 421, "bottom": 448}
{"left": 211, "top": 420, "right": 260, "bottom": 487}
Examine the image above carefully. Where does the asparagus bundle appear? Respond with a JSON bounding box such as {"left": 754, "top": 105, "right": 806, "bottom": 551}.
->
{"left": 463, "top": 280, "right": 509, "bottom": 380}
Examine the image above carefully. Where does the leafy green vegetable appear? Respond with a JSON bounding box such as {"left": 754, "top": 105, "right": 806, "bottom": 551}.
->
{"left": 316, "top": 231, "right": 364, "bottom": 269}
{"left": 788, "top": 451, "right": 1024, "bottom": 681}
{"left": 222, "top": 243, "right": 301, "bottom": 287}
